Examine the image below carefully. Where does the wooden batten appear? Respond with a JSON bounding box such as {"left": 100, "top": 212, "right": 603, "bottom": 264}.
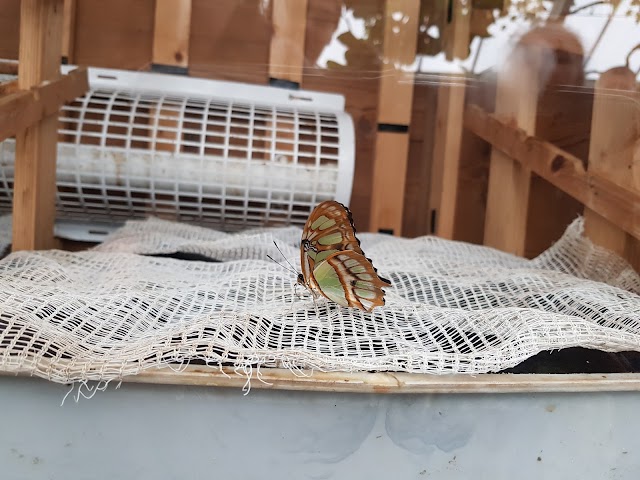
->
{"left": 61, "top": 0, "right": 77, "bottom": 62}
{"left": 0, "top": 59, "right": 19, "bottom": 75}
{"left": 583, "top": 67, "right": 640, "bottom": 271}
{"left": 269, "top": 0, "right": 308, "bottom": 85}
{"left": 369, "top": 0, "right": 419, "bottom": 235}
{"left": 115, "top": 366, "right": 640, "bottom": 394}
{"left": 430, "top": 78, "right": 466, "bottom": 238}
{"left": 12, "top": 0, "right": 65, "bottom": 251}
{"left": 481, "top": 23, "right": 588, "bottom": 258}
{"left": 152, "top": 0, "right": 193, "bottom": 69}
{"left": 0, "top": 67, "right": 88, "bottom": 143}
{"left": 371, "top": 131, "right": 411, "bottom": 234}
{"left": 264, "top": 0, "right": 309, "bottom": 169}
{"left": 481, "top": 51, "right": 539, "bottom": 256}
{"left": 429, "top": 0, "right": 470, "bottom": 238}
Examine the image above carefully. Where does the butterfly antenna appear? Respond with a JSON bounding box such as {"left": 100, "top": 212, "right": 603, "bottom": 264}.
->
{"left": 266, "top": 254, "right": 298, "bottom": 276}
{"left": 272, "top": 241, "right": 299, "bottom": 274}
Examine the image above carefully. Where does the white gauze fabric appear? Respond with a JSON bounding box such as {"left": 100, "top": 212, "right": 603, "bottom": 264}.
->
{"left": 0, "top": 216, "right": 639, "bottom": 384}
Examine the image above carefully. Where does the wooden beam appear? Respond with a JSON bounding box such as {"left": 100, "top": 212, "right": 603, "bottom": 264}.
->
{"left": 429, "top": 0, "right": 471, "bottom": 238}
{"left": 269, "top": 0, "right": 308, "bottom": 85}
{"left": 61, "top": 0, "right": 77, "bottom": 62}
{"left": 377, "top": 0, "right": 420, "bottom": 126}
{"left": 482, "top": 24, "right": 587, "bottom": 257}
{"left": 464, "top": 104, "right": 640, "bottom": 241}
{"left": 0, "top": 59, "right": 19, "bottom": 75}
{"left": 482, "top": 51, "right": 539, "bottom": 255}
{"left": 95, "top": 366, "right": 640, "bottom": 394}
{"left": 12, "top": 0, "right": 65, "bottom": 251}
{"left": 369, "top": 0, "right": 420, "bottom": 234}
{"left": 0, "top": 67, "right": 88, "bottom": 143}
{"left": 430, "top": 78, "right": 466, "bottom": 238}
{"left": 152, "top": 0, "right": 193, "bottom": 68}
{"left": 370, "top": 132, "right": 411, "bottom": 234}
{"left": 583, "top": 66, "right": 640, "bottom": 271}
{"left": 445, "top": 0, "right": 471, "bottom": 61}
{"left": 8, "top": 363, "right": 640, "bottom": 394}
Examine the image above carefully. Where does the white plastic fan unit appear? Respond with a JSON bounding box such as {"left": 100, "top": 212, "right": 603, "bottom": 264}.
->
{"left": 0, "top": 67, "right": 355, "bottom": 241}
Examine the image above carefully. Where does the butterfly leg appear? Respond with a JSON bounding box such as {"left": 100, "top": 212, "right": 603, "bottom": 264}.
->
{"left": 311, "top": 294, "right": 320, "bottom": 317}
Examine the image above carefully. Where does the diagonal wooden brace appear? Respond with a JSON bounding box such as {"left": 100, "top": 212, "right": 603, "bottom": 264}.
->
{"left": 464, "top": 103, "right": 640, "bottom": 242}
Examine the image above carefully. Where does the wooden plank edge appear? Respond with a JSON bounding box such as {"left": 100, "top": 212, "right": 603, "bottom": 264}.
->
{"left": 0, "top": 60, "right": 19, "bottom": 75}
{"left": 4, "top": 366, "right": 640, "bottom": 394}
{"left": 0, "top": 66, "right": 88, "bottom": 142}
{"left": 464, "top": 104, "right": 640, "bottom": 241}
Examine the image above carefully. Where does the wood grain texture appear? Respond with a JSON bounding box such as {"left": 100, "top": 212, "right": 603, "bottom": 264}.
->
{"left": 448, "top": 72, "right": 497, "bottom": 244}
{"left": 189, "top": 0, "right": 272, "bottom": 83}
{"left": 152, "top": 0, "right": 193, "bottom": 68}
{"left": 583, "top": 67, "right": 640, "bottom": 272}
{"left": 370, "top": 0, "right": 419, "bottom": 233}
{"left": 465, "top": 104, "right": 640, "bottom": 242}
{"left": 482, "top": 25, "right": 587, "bottom": 257}
{"left": 369, "top": 132, "right": 411, "bottom": 234}
{"left": 482, "top": 55, "right": 538, "bottom": 256}
{"left": 377, "top": 0, "right": 420, "bottom": 125}
{"left": 430, "top": 80, "right": 466, "bottom": 239}
{"left": 428, "top": 1, "right": 471, "bottom": 239}
{"left": 269, "top": 0, "right": 308, "bottom": 84}
{"left": 0, "top": 60, "right": 19, "bottom": 75}
{"left": 0, "top": 0, "right": 20, "bottom": 59}
{"left": 74, "top": 0, "right": 155, "bottom": 70}
{"left": 13, "top": 0, "right": 65, "bottom": 251}
{"left": 83, "top": 366, "right": 640, "bottom": 394}
{"left": 61, "top": 0, "right": 76, "bottom": 61}
{"left": 402, "top": 83, "right": 438, "bottom": 237}
{"left": 444, "top": 0, "right": 471, "bottom": 61}
{"left": 0, "top": 67, "right": 88, "bottom": 142}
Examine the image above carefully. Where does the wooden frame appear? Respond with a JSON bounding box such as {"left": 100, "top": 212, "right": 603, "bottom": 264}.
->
{"left": 8, "top": 0, "right": 88, "bottom": 251}
{"left": 1, "top": 0, "right": 638, "bottom": 393}
{"left": 125, "top": 367, "right": 640, "bottom": 394}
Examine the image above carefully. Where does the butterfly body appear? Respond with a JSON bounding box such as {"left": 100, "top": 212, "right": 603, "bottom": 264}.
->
{"left": 298, "top": 201, "right": 391, "bottom": 312}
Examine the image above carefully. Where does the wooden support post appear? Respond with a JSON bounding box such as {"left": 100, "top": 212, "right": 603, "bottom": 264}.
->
{"left": 429, "top": 0, "right": 470, "bottom": 238}
{"left": 152, "top": 0, "right": 193, "bottom": 69}
{"left": 464, "top": 104, "right": 640, "bottom": 241}
{"left": 0, "top": 67, "right": 88, "bottom": 143}
{"left": 444, "top": 0, "right": 471, "bottom": 61}
{"left": 483, "top": 24, "right": 587, "bottom": 257}
{"left": 584, "top": 67, "right": 640, "bottom": 272}
{"left": 369, "top": 0, "right": 419, "bottom": 235}
{"left": 482, "top": 56, "right": 538, "bottom": 255}
{"left": 269, "top": 0, "right": 308, "bottom": 85}
{"left": 61, "top": 0, "right": 76, "bottom": 63}
{"left": 430, "top": 78, "right": 467, "bottom": 238}
{"left": 266, "top": 0, "right": 309, "bottom": 153}
{"left": 12, "top": 0, "right": 65, "bottom": 251}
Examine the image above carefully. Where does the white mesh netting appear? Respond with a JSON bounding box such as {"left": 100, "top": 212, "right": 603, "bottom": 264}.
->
{"left": 0, "top": 216, "right": 639, "bottom": 385}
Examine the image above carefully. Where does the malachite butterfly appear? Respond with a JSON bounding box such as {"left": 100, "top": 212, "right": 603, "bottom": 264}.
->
{"left": 297, "top": 200, "right": 391, "bottom": 312}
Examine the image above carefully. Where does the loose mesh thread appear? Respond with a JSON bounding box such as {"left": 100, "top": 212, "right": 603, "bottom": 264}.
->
{"left": 0, "top": 216, "right": 639, "bottom": 385}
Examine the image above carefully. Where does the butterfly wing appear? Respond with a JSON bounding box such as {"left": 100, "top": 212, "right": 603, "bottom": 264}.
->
{"left": 311, "top": 250, "right": 391, "bottom": 312}
{"left": 300, "top": 201, "right": 364, "bottom": 285}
